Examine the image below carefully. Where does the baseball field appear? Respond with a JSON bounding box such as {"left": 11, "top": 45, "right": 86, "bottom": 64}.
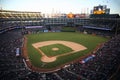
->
{"left": 23, "top": 32, "right": 108, "bottom": 72}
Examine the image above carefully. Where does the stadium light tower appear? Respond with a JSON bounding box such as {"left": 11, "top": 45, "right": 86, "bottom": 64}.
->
{"left": 0, "top": 5, "right": 2, "bottom": 10}
{"left": 0, "top": 0, "right": 2, "bottom": 10}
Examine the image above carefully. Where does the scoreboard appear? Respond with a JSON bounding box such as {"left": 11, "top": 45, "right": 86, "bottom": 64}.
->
{"left": 93, "top": 5, "right": 110, "bottom": 14}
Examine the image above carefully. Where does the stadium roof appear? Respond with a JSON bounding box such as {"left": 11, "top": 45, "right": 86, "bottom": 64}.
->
{"left": 0, "top": 10, "right": 42, "bottom": 19}
{"left": 90, "top": 14, "right": 119, "bottom": 18}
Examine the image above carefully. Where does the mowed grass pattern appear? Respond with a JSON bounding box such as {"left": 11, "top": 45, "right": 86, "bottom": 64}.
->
{"left": 39, "top": 44, "right": 73, "bottom": 57}
{"left": 26, "top": 32, "right": 108, "bottom": 68}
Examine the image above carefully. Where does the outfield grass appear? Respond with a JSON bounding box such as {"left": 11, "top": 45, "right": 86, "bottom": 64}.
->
{"left": 26, "top": 32, "right": 108, "bottom": 69}
{"left": 39, "top": 44, "right": 73, "bottom": 57}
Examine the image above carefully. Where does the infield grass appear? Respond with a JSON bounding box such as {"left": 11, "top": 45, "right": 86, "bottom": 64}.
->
{"left": 26, "top": 32, "right": 109, "bottom": 69}
{"left": 39, "top": 44, "right": 73, "bottom": 57}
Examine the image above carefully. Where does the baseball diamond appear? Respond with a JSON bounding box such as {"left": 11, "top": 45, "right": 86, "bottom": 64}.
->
{"left": 32, "top": 41, "right": 87, "bottom": 62}
{"left": 23, "top": 32, "right": 108, "bottom": 72}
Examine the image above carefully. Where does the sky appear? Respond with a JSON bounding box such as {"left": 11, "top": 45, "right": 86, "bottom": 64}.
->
{"left": 0, "top": 0, "right": 120, "bottom": 14}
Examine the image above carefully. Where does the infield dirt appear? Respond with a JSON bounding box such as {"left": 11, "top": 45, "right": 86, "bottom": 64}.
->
{"left": 32, "top": 40, "right": 87, "bottom": 62}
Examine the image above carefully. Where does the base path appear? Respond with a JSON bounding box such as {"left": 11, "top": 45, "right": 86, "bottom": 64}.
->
{"left": 41, "top": 56, "right": 56, "bottom": 63}
{"left": 32, "top": 40, "right": 87, "bottom": 63}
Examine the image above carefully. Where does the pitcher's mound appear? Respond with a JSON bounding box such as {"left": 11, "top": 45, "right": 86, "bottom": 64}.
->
{"left": 52, "top": 48, "right": 59, "bottom": 51}
{"left": 41, "top": 56, "right": 56, "bottom": 62}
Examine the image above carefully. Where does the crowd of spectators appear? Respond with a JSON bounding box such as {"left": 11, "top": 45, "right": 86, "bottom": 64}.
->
{"left": 64, "top": 34, "right": 120, "bottom": 80}
{"left": 0, "top": 29, "right": 119, "bottom": 80}
{"left": 77, "top": 26, "right": 115, "bottom": 37}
